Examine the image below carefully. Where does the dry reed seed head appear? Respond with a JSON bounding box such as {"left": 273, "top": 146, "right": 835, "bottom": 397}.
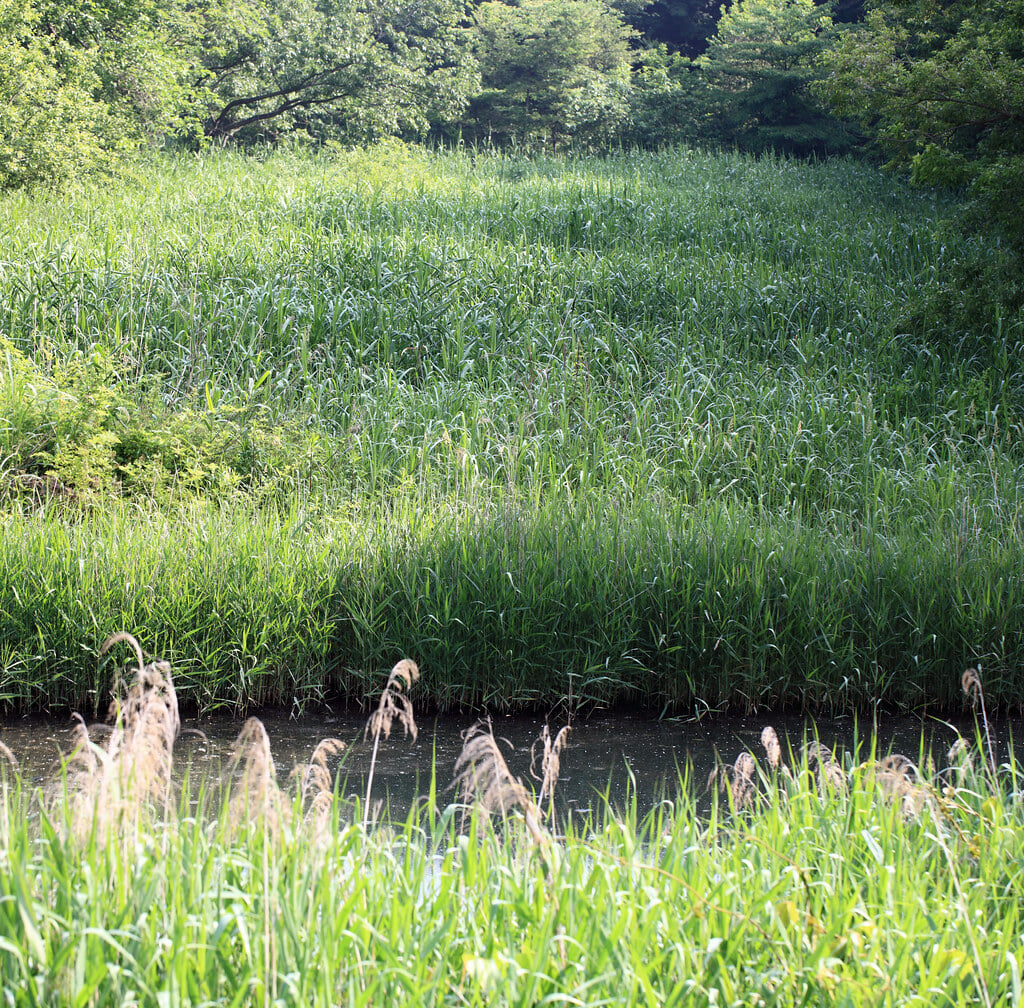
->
{"left": 54, "top": 714, "right": 122, "bottom": 842}
{"left": 227, "top": 717, "right": 290, "bottom": 833}
{"left": 730, "top": 775, "right": 756, "bottom": 812}
{"left": 877, "top": 754, "right": 915, "bottom": 778}
{"left": 229, "top": 717, "right": 277, "bottom": 782}
{"left": 802, "top": 742, "right": 832, "bottom": 766}
{"left": 0, "top": 739, "right": 16, "bottom": 769}
{"left": 364, "top": 659, "right": 420, "bottom": 743}
{"left": 389, "top": 658, "right": 420, "bottom": 691}
{"left": 819, "top": 761, "right": 847, "bottom": 791}
{"left": 453, "top": 721, "right": 549, "bottom": 846}
{"left": 706, "top": 765, "right": 722, "bottom": 792}
{"left": 962, "top": 667, "right": 982, "bottom": 705}
{"left": 531, "top": 723, "right": 571, "bottom": 807}
{"left": 305, "top": 790, "right": 336, "bottom": 842}
{"left": 728, "top": 752, "right": 758, "bottom": 809}
{"left": 113, "top": 659, "right": 180, "bottom": 807}
{"left": 298, "top": 740, "right": 345, "bottom": 843}
{"left": 871, "top": 754, "right": 927, "bottom": 815}
{"left": 733, "top": 752, "right": 756, "bottom": 782}
{"left": 100, "top": 631, "right": 147, "bottom": 675}
{"left": 94, "top": 634, "right": 181, "bottom": 811}
{"left": 706, "top": 752, "right": 759, "bottom": 810}
{"left": 296, "top": 738, "right": 346, "bottom": 804}
{"left": 802, "top": 741, "right": 846, "bottom": 791}
{"left": 760, "top": 727, "right": 782, "bottom": 770}
{"left": 947, "top": 738, "right": 975, "bottom": 775}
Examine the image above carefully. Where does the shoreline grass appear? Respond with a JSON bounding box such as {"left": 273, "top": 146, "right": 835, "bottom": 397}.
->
{"left": 0, "top": 686, "right": 1021, "bottom": 1007}
{"left": 1, "top": 494, "right": 1021, "bottom": 715}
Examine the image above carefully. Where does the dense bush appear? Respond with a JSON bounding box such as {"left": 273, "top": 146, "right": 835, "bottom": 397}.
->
{"left": 0, "top": 337, "right": 335, "bottom": 504}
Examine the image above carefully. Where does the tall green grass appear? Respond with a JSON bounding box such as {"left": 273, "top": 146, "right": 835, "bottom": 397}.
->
{"left": 1, "top": 496, "right": 1020, "bottom": 713}
{"left": 1, "top": 143, "right": 1022, "bottom": 713}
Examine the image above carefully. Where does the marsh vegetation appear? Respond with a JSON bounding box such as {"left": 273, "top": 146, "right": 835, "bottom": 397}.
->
{"left": 1, "top": 145, "right": 1021, "bottom": 715}
{"left": 0, "top": 637, "right": 1021, "bottom": 1006}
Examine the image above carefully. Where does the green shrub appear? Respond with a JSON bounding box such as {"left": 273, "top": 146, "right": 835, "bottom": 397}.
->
{"left": 0, "top": 337, "right": 336, "bottom": 503}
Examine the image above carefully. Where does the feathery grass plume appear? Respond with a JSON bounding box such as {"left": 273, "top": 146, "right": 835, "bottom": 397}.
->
{"left": 56, "top": 713, "right": 115, "bottom": 841}
{"left": 708, "top": 751, "right": 758, "bottom": 811}
{"left": 454, "top": 720, "right": 549, "bottom": 847}
{"left": 730, "top": 752, "right": 757, "bottom": 810}
{"left": 760, "top": 725, "right": 797, "bottom": 785}
{"left": 0, "top": 737, "right": 15, "bottom": 770}
{"left": 946, "top": 737, "right": 976, "bottom": 782}
{"left": 294, "top": 738, "right": 346, "bottom": 839}
{"left": 363, "top": 658, "right": 420, "bottom": 826}
{"left": 761, "top": 727, "right": 783, "bottom": 770}
{"left": 100, "top": 632, "right": 180, "bottom": 809}
{"left": 803, "top": 741, "right": 847, "bottom": 792}
{"left": 962, "top": 667, "right": 996, "bottom": 772}
{"left": 52, "top": 634, "right": 181, "bottom": 841}
{"left": 871, "top": 754, "right": 927, "bottom": 817}
{"left": 530, "top": 723, "right": 571, "bottom": 813}
{"left": 226, "top": 717, "right": 289, "bottom": 835}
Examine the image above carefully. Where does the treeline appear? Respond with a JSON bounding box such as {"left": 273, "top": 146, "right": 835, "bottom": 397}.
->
{"left": 1, "top": 0, "right": 856, "bottom": 173}
{"left": 0, "top": 1, "right": 1019, "bottom": 209}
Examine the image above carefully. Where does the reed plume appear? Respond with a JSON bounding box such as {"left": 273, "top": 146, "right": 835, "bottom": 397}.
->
{"left": 946, "top": 737, "right": 975, "bottom": 782}
{"left": 58, "top": 713, "right": 115, "bottom": 841}
{"left": 226, "top": 717, "right": 289, "bottom": 835}
{"left": 0, "top": 737, "right": 15, "bottom": 770}
{"left": 708, "top": 751, "right": 758, "bottom": 811}
{"left": 871, "top": 754, "right": 926, "bottom": 817}
{"left": 363, "top": 659, "right": 420, "bottom": 826}
{"left": 530, "top": 723, "right": 571, "bottom": 813}
{"left": 730, "top": 752, "right": 757, "bottom": 810}
{"left": 54, "top": 633, "right": 181, "bottom": 841}
{"left": 760, "top": 727, "right": 782, "bottom": 770}
{"left": 803, "top": 742, "right": 846, "bottom": 792}
{"left": 101, "top": 632, "right": 180, "bottom": 808}
{"left": 454, "top": 720, "right": 549, "bottom": 846}
{"left": 294, "top": 738, "right": 346, "bottom": 839}
{"left": 962, "top": 667, "right": 996, "bottom": 772}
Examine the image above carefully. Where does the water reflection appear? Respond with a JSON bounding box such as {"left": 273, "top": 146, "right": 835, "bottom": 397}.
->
{"left": 2, "top": 709, "right": 1020, "bottom": 822}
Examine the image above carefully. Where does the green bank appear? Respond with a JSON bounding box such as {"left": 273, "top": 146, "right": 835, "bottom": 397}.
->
{"left": 1, "top": 144, "right": 1022, "bottom": 714}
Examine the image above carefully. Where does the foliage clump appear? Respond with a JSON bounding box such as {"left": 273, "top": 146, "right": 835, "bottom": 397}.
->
{"left": 0, "top": 336, "right": 336, "bottom": 504}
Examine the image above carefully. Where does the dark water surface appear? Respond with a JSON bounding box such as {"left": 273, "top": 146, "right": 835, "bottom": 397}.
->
{"left": 3, "top": 708, "right": 1021, "bottom": 821}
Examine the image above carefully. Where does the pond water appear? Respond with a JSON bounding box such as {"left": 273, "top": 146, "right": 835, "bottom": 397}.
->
{"left": 2, "top": 707, "right": 1020, "bottom": 822}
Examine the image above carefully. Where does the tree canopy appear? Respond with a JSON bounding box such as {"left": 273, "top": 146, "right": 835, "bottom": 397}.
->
{"left": 822, "top": 0, "right": 1024, "bottom": 248}
{"left": 467, "top": 0, "right": 635, "bottom": 148}
{"left": 3, "top": 0, "right": 1023, "bottom": 220}
{"left": 695, "top": 0, "right": 853, "bottom": 156}
{"left": 196, "top": 0, "right": 477, "bottom": 143}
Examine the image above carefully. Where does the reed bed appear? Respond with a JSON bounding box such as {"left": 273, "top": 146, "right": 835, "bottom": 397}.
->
{"left": 1, "top": 496, "right": 1020, "bottom": 713}
{"left": 0, "top": 646, "right": 1021, "bottom": 1007}
{"left": 1, "top": 143, "right": 1022, "bottom": 714}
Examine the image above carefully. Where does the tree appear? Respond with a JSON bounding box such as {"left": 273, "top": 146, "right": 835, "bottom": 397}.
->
{"left": 615, "top": 0, "right": 859, "bottom": 59}
{"left": 624, "top": 0, "right": 728, "bottom": 57}
{"left": 467, "top": 0, "right": 635, "bottom": 148}
{"left": 821, "top": 0, "right": 1024, "bottom": 250}
{"left": 0, "top": 0, "right": 203, "bottom": 189}
{"left": 35, "top": 0, "right": 202, "bottom": 141}
{"left": 694, "top": 0, "right": 854, "bottom": 156}
{"left": 0, "top": 0, "right": 103, "bottom": 188}
{"left": 195, "top": 0, "right": 477, "bottom": 143}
